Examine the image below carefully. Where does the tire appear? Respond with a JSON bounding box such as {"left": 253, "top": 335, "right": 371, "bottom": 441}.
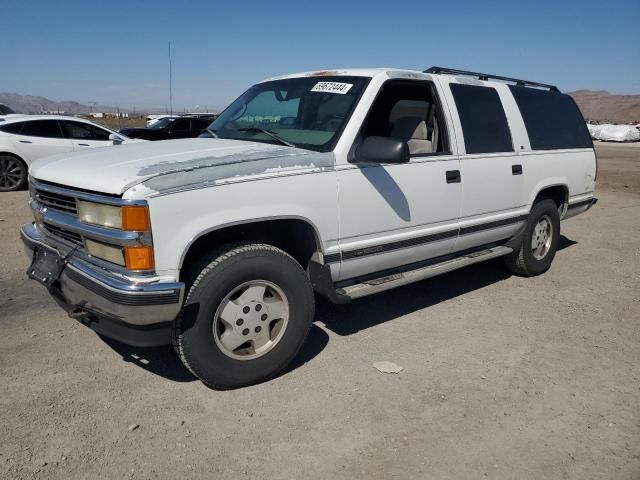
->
{"left": 0, "top": 155, "right": 28, "bottom": 192}
{"left": 173, "top": 243, "right": 314, "bottom": 389}
{"left": 503, "top": 198, "right": 560, "bottom": 277}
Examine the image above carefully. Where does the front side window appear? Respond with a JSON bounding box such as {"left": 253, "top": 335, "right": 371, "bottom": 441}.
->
{"left": 170, "top": 119, "right": 191, "bottom": 132}
{"left": 509, "top": 85, "right": 592, "bottom": 150}
{"left": 21, "top": 120, "right": 64, "bottom": 138}
{"left": 450, "top": 84, "right": 513, "bottom": 154}
{"left": 359, "top": 81, "right": 449, "bottom": 156}
{"left": 209, "top": 76, "right": 369, "bottom": 151}
{"left": 63, "top": 121, "right": 111, "bottom": 141}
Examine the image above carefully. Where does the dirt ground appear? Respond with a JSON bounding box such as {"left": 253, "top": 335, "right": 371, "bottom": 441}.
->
{"left": 1, "top": 143, "right": 639, "bottom": 480}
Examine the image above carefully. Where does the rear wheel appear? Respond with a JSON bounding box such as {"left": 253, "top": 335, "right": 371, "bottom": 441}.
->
{"left": 173, "top": 243, "right": 314, "bottom": 389}
{"left": 0, "top": 155, "right": 27, "bottom": 192}
{"left": 503, "top": 198, "right": 560, "bottom": 276}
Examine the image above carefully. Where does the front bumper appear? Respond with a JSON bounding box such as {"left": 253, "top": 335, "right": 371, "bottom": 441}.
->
{"left": 21, "top": 222, "right": 184, "bottom": 347}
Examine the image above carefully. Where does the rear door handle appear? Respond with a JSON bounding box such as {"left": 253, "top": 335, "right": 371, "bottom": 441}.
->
{"left": 446, "top": 170, "right": 461, "bottom": 183}
{"left": 512, "top": 164, "right": 523, "bottom": 175}
{"left": 77, "top": 143, "right": 90, "bottom": 147}
{"left": 19, "top": 140, "right": 32, "bottom": 144}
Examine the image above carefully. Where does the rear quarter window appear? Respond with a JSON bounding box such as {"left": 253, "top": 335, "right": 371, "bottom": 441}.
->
{"left": 508, "top": 85, "right": 592, "bottom": 150}
{"left": 450, "top": 83, "right": 513, "bottom": 154}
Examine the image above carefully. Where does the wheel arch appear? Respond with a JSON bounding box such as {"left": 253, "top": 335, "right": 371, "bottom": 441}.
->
{"left": 178, "top": 216, "right": 324, "bottom": 278}
{"left": 0, "top": 151, "right": 27, "bottom": 164}
{"left": 530, "top": 182, "right": 569, "bottom": 216}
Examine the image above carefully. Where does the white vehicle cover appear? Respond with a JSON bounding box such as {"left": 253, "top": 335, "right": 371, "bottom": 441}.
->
{"left": 587, "top": 123, "right": 640, "bottom": 142}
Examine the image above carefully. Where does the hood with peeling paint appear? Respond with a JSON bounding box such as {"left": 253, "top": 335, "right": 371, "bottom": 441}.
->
{"left": 29, "top": 138, "right": 334, "bottom": 196}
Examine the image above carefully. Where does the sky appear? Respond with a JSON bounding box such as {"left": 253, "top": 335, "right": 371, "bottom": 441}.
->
{"left": 2, "top": 0, "right": 639, "bottom": 111}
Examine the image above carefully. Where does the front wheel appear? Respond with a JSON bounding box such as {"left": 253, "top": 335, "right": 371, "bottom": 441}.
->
{"left": 0, "top": 155, "right": 27, "bottom": 192}
{"left": 503, "top": 198, "right": 560, "bottom": 276}
{"left": 173, "top": 243, "right": 314, "bottom": 389}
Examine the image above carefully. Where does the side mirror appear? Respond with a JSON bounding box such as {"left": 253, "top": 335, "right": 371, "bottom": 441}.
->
{"left": 355, "top": 136, "right": 410, "bottom": 164}
{"left": 109, "top": 133, "right": 123, "bottom": 145}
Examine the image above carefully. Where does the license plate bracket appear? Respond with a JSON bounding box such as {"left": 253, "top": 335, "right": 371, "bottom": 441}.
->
{"left": 27, "top": 248, "right": 65, "bottom": 288}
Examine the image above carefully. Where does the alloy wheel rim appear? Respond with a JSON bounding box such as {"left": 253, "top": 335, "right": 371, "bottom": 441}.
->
{"left": 0, "top": 158, "right": 24, "bottom": 189}
{"left": 213, "top": 280, "right": 289, "bottom": 360}
{"left": 531, "top": 214, "right": 553, "bottom": 260}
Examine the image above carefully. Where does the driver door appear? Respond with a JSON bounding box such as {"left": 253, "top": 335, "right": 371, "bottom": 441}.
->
{"left": 336, "top": 80, "right": 462, "bottom": 280}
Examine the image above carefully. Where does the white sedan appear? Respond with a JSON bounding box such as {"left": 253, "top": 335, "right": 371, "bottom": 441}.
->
{"left": 0, "top": 115, "right": 140, "bottom": 191}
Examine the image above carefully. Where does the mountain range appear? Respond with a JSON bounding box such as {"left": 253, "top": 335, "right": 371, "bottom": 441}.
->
{"left": 2, "top": 90, "right": 639, "bottom": 122}
{"left": 0, "top": 92, "right": 125, "bottom": 115}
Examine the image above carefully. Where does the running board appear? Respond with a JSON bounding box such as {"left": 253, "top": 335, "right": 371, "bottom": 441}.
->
{"left": 337, "top": 246, "right": 513, "bottom": 300}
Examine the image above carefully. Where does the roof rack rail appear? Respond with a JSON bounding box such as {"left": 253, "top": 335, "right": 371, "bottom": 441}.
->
{"left": 424, "top": 66, "right": 560, "bottom": 92}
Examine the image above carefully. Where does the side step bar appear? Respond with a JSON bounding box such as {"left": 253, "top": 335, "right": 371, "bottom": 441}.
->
{"left": 337, "top": 246, "right": 513, "bottom": 300}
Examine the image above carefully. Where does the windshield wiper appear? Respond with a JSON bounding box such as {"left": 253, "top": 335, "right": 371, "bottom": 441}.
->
{"left": 205, "top": 128, "right": 218, "bottom": 138}
{"left": 234, "top": 127, "right": 296, "bottom": 148}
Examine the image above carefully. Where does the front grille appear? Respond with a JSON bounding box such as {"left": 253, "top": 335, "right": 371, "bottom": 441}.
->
{"left": 44, "top": 224, "right": 83, "bottom": 246}
{"left": 34, "top": 188, "right": 77, "bottom": 215}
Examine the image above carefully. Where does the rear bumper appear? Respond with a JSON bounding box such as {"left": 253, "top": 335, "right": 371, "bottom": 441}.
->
{"left": 21, "top": 222, "right": 184, "bottom": 346}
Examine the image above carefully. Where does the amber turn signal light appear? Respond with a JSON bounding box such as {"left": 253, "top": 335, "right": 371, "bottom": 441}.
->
{"left": 124, "top": 246, "right": 154, "bottom": 270}
{"left": 122, "top": 205, "right": 150, "bottom": 231}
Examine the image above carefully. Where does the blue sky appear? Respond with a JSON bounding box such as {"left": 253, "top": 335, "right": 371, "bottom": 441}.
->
{"left": 3, "top": 0, "right": 639, "bottom": 111}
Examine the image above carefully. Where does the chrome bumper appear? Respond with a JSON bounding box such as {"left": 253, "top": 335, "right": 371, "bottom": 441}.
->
{"left": 21, "top": 222, "right": 184, "bottom": 328}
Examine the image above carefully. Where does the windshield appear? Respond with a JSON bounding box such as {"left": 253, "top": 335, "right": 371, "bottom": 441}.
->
{"left": 150, "top": 117, "right": 175, "bottom": 129}
{"left": 209, "top": 76, "right": 369, "bottom": 151}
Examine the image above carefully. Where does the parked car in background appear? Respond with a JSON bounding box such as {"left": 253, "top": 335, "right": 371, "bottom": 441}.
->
{"left": 120, "top": 115, "right": 215, "bottom": 141}
{"left": 0, "top": 115, "right": 139, "bottom": 191}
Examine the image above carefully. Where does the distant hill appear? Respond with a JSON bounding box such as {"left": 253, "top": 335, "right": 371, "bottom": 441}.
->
{"left": 568, "top": 90, "right": 640, "bottom": 123}
{"left": 0, "top": 92, "right": 122, "bottom": 115}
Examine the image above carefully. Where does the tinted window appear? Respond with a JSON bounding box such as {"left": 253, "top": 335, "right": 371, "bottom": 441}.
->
{"left": 0, "top": 122, "right": 25, "bottom": 134}
{"left": 21, "top": 120, "right": 64, "bottom": 138}
{"left": 171, "top": 119, "right": 191, "bottom": 131}
{"left": 450, "top": 84, "right": 513, "bottom": 154}
{"left": 509, "top": 85, "right": 592, "bottom": 150}
{"left": 63, "top": 121, "right": 111, "bottom": 141}
{"left": 191, "top": 119, "right": 209, "bottom": 130}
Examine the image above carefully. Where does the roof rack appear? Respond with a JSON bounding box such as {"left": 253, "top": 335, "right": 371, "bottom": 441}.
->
{"left": 423, "top": 66, "right": 560, "bottom": 92}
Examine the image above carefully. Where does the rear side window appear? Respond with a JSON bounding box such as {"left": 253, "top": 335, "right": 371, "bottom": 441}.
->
{"left": 450, "top": 84, "right": 513, "bottom": 154}
{"left": 0, "top": 122, "right": 25, "bottom": 134}
{"left": 509, "top": 86, "right": 592, "bottom": 150}
{"left": 21, "top": 120, "right": 64, "bottom": 138}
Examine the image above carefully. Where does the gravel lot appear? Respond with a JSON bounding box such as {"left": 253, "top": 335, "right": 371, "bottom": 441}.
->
{"left": 1, "top": 143, "right": 639, "bottom": 479}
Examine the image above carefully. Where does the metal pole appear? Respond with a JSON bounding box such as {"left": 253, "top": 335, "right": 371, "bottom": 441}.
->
{"left": 169, "top": 41, "right": 173, "bottom": 116}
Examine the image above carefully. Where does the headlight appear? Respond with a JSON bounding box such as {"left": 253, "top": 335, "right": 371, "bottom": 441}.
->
{"left": 78, "top": 201, "right": 150, "bottom": 231}
{"left": 78, "top": 201, "right": 153, "bottom": 270}
{"left": 78, "top": 201, "right": 121, "bottom": 228}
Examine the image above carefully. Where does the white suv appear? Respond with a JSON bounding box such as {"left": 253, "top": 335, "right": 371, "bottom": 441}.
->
{"left": 21, "top": 67, "right": 597, "bottom": 388}
{"left": 0, "top": 115, "right": 136, "bottom": 191}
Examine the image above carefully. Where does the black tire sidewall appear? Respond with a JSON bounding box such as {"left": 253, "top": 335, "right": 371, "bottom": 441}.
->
{"left": 0, "top": 156, "right": 27, "bottom": 192}
{"left": 520, "top": 199, "right": 560, "bottom": 275}
{"left": 179, "top": 248, "right": 313, "bottom": 388}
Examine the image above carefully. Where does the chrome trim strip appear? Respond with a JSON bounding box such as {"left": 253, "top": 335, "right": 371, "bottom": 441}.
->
{"left": 31, "top": 199, "right": 151, "bottom": 247}
{"left": 330, "top": 214, "right": 528, "bottom": 264}
{"left": 24, "top": 222, "right": 155, "bottom": 277}
{"left": 31, "top": 178, "right": 147, "bottom": 206}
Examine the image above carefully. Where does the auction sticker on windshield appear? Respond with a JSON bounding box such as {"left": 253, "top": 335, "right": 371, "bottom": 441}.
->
{"left": 311, "top": 82, "right": 353, "bottom": 94}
